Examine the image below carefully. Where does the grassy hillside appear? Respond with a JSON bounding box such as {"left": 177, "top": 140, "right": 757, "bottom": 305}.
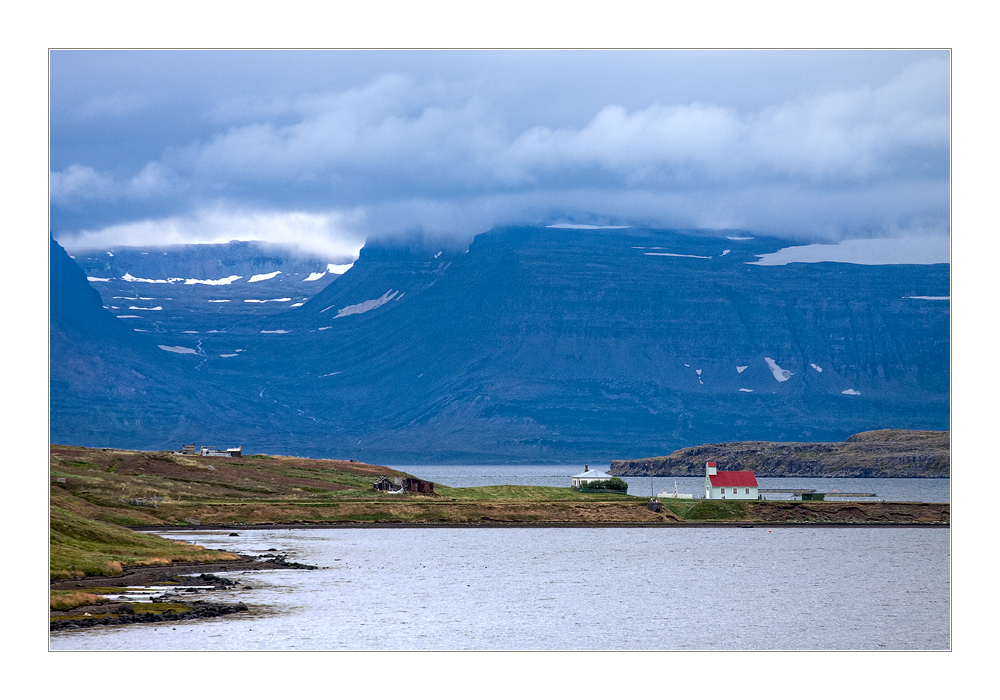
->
{"left": 609, "top": 430, "right": 950, "bottom": 478}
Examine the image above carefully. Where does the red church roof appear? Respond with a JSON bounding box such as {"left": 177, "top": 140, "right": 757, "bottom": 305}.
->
{"left": 709, "top": 471, "right": 758, "bottom": 488}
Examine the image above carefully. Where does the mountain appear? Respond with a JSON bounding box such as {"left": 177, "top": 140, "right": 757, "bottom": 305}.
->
{"left": 68, "top": 240, "right": 350, "bottom": 358}
{"left": 50, "top": 226, "right": 950, "bottom": 463}
{"left": 49, "top": 237, "right": 278, "bottom": 449}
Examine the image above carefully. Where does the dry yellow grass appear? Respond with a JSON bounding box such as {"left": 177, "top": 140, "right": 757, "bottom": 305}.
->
{"left": 134, "top": 557, "right": 172, "bottom": 566}
{"left": 50, "top": 591, "right": 108, "bottom": 610}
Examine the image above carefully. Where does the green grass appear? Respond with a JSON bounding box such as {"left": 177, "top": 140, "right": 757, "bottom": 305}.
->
{"left": 49, "top": 505, "right": 236, "bottom": 579}
{"left": 663, "top": 499, "right": 747, "bottom": 520}
{"left": 433, "top": 484, "right": 640, "bottom": 501}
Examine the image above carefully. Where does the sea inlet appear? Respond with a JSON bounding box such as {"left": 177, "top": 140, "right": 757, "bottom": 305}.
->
{"left": 50, "top": 524, "right": 949, "bottom": 650}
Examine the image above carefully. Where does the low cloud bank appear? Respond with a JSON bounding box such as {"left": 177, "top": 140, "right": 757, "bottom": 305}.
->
{"left": 57, "top": 207, "right": 365, "bottom": 261}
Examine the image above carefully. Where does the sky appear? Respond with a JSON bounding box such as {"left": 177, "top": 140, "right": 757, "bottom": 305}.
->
{"left": 49, "top": 50, "right": 950, "bottom": 262}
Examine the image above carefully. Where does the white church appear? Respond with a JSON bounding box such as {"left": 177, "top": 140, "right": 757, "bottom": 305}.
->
{"left": 704, "top": 461, "right": 759, "bottom": 500}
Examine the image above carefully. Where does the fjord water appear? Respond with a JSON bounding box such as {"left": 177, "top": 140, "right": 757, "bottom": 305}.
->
{"left": 396, "top": 465, "right": 951, "bottom": 502}
{"left": 51, "top": 526, "right": 949, "bottom": 651}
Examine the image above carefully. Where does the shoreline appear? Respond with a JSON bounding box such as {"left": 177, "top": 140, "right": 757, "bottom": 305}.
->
{"left": 50, "top": 553, "right": 316, "bottom": 590}
{"left": 135, "top": 520, "right": 950, "bottom": 531}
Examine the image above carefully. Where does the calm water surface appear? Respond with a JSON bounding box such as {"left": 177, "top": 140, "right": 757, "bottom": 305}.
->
{"left": 51, "top": 527, "right": 950, "bottom": 651}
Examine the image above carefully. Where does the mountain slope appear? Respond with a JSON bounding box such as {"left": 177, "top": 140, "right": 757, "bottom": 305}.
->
{"left": 50, "top": 237, "right": 267, "bottom": 449}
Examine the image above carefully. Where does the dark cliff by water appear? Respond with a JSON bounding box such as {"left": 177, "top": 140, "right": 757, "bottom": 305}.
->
{"left": 608, "top": 430, "right": 950, "bottom": 478}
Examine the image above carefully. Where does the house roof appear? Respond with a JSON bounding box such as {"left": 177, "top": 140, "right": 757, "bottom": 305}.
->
{"left": 709, "top": 471, "right": 758, "bottom": 487}
{"left": 572, "top": 470, "right": 612, "bottom": 479}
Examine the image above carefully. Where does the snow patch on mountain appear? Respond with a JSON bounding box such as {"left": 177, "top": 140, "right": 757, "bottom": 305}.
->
{"left": 764, "top": 357, "right": 793, "bottom": 382}
{"left": 87, "top": 277, "right": 111, "bottom": 282}
{"left": 261, "top": 330, "right": 290, "bottom": 334}
{"left": 811, "top": 363, "right": 823, "bottom": 372}
{"left": 184, "top": 275, "right": 242, "bottom": 285}
{"left": 736, "top": 366, "right": 748, "bottom": 373}
{"left": 304, "top": 271, "right": 326, "bottom": 281}
{"left": 645, "top": 252, "right": 712, "bottom": 259}
{"left": 244, "top": 298, "right": 292, "bottom": 303}
{"left": 739, "top": 388, "right": 754, "bottom": 392}
{"left": 334, "top": 290, "right": 399, "bottom": 318}
{"left": 842, "top": 389, "right": 861, "bottom": 395}
{"left": 750, "top": 237, "right": 949, "bottom": 266}
{"left": 122, "top": 273, "right": 184, "bottom": 284}
{"left": 328, "top": 263, "right": 353, "bottom": 274}
{"left": 248, "top": 271, "right": 281, "bottom": 283}
{"left": 158, "top": 345, "right": 197, "bottom": 354}
{"left": 906, "top": 296, "right": 949, "bottom": 300}
{"left": 129, "top": 305, "right": 162, "bottom": 311}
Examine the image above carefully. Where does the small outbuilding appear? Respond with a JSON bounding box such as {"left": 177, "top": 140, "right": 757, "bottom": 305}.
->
{"left": 373, "top": 476, "right": 435, "bottom": 494}
{"left": 703, "top": 461, "right": 759, "bottom": 500}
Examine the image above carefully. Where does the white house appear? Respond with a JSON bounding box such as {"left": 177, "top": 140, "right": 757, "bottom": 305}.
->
{"left": 199, "top": 445, "right": 242, "bottom": 457}
{"left": 571, "top": 465, "right": 615, "bottom": 489}
{"left": 703, "top": 461, "right": 759, "bottom": 500}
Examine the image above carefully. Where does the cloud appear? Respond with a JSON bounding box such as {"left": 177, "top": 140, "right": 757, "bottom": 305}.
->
{"left": 50, "top": 164, "right": 116, "bottom": 201}
{"left": 499, "top": 58, "right": 948, "bottom": 186}
{"left": 50, "top": 162, "right": 176, "bottom": 203}
{"left": 56, "top": 206, "right": 365, "bottom": 261}
{"left": 51, "top": 54, "right": 950, "bottom": 247}
{"left": 72, "top": 93, "right": 149, "bottom": 120}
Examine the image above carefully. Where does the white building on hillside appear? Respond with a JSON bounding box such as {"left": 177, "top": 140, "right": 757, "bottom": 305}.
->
{"left": 571, "top": 465, "right": 614, "bottom": 489}
{"left": 704, "top": 461, "right": 759, "bottom": 500}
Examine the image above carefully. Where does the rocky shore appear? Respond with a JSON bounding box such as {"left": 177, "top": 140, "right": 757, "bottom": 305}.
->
{"left": 51, "top": 552, "right": 317, "bottom": 590}
{"left": 51, "top": 600, "right": 251, "bottom": 631}
{"left": 50, "top": 556, "right": 317, "bottom": 633}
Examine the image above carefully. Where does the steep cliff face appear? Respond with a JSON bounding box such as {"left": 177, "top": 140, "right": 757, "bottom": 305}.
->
{"left": 608, "top": 430, "right": 950, "bottom": 478}
{"left": 50, "top": 227, "right": 950, "bottom": 462}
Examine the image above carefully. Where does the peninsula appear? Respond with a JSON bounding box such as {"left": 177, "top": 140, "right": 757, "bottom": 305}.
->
{"left": 609, "top": 430, "right": 949, "bottom": 478}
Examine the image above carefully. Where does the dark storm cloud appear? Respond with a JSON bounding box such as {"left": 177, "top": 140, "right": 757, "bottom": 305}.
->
{"left": 50, "top": 50, "right": 949, "bottom": 256}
